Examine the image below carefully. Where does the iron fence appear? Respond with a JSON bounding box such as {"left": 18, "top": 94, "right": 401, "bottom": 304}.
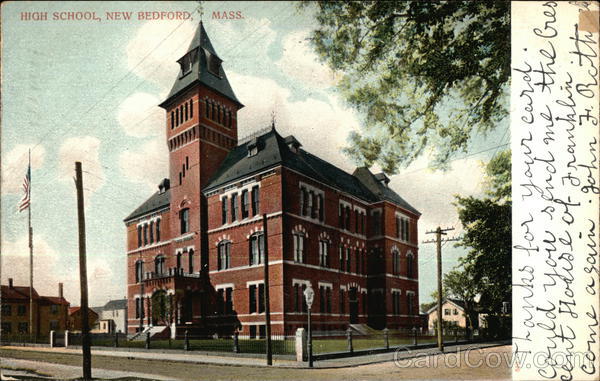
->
{"left": 0, "top": 333, "right": 49, "bottom": 345}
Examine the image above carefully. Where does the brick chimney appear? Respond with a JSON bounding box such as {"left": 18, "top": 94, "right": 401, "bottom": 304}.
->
{"left": 8, "top": 278, "right": 13, "bottom": 288}
{"left": 59, "top": 283, "right": 63, "bottom": 299}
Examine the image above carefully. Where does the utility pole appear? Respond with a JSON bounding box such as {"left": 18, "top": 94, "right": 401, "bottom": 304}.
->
{"left": 75, "top": 162, "right": 92, "bottom": 380}
{"left": 423, "top": 226, "right": 459, "bottom": 353}
{"left": 262, "top": 214, "right": 272, "bottom": 365}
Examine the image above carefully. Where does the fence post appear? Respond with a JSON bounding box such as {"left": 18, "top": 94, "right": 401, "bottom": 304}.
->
{"left": 383, "top": 328, "right": 389, "bottom": 350}
{"left": 184, "top": 330, "right": 190, "bottom": 351}
{"left": 295, "top": 328, "right": 307, "bottom": 362}
{"left": 346, "top": 328, "right": 353, "bottom": 353}
{"left": 413, "top": 327, "right": 418, "bottom": 346}
{"left": 233, "top": 331, "right": 240, "bottom": 353}
{"left": 64, "top": 330, "right": 70, "bottom": 348}
{"left": 50, "top": 330, "right": 56, "bottom": 348}
{"left": 145, "top": 331, "right": 150, "bottom": 349}
{"left": 114, "top": 331, "right": 119, "bottom": 348}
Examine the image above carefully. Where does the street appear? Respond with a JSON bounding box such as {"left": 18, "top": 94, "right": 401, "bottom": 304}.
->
{"left": 1, "top": 345, "right": 512, "bottom": 380}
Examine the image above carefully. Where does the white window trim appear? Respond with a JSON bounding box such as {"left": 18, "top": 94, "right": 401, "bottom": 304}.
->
{"left": 219, "top": 181, "right": 262, "bottom": 201}
{"left": 299, "top": 181, "right": 324, "bottom": 197}
{"left": 246, "top": 280, "right": 264, "bottom": 287}
{"left": 370, "top": 208, "right": 383, "bottom": 216}
{"left": 292, "top": 279, "right": 311, "bottom": 287}
{"left": 215, "top": 283, "right": 235, "bottom": 290}
{"left": 340, "top": 285, "right": 347, "bottom": 291}
{"left": 339, "top": 199, "right": 352, "bottom": 209}
{"left": 352, "top": 205, "right": 366, "bottom": 214}
{"left": 391, "top": 288, "right": 402, "bottom": 294}
{"left": 318, "top": 282, "right": 333, "bottom": 289}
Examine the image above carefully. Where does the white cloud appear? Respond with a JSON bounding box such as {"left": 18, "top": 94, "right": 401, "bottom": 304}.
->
{"left": 126, "top": 19, "right": 197, "bottom": 92}
{"left": 117, "top": 92, "right": 163, "bottom": 137}
{"left": 275, "top": 30, "right": 339, "bottom": 89}
{"left": 119, "top": 138, "right": 168, "bottom": 191}
{"left": 1, "top": 234, "right": 123, "bottom": 306}
{"left": 2, "top": 144, "right": 45, "bottom": 194}
{"left": 58, "top": 136, "right": 104, "bottom": 193}
{"left": 390, "top": 155, "right": 486, "bottom": 239}
{"left": 229, "top": 71, "right": 361, "bottom": 171}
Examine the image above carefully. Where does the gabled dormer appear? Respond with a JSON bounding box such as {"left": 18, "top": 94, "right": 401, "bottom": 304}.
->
{"left": 159, "top": 21, "right": 243, "bottom": 109}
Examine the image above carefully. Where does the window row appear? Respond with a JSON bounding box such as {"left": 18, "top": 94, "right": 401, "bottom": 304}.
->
{"left": 169, "top": 127, "right": 197, "bottom": 152}
{"left": 391, "top": 250, "right": 415, "bottom": 277}
{"left": 221, "top": 186, "right": 260, "bottom": 224}
{"left": 217, "top": 233, "right": 263, "bottom": 270}
{"left": 205, "top": 99, "right": 233, "bottom": 128}
{"left": 396, "top": 216, "right": 410, "bottom": 242}
{"left": 134, "top": 249, "right": 195, "bottom": 283}
{"left": 292, "top": 233, "right": 368, "bottom": 274}
{"left": 339, "top": 204, "right": 366, "bottom": 234}
{"left": 1, "top": 304, "right": 27, "bottom": 316}
{"left": 292, "top": 285, "right": 368, "bottom": 315}
{"left": 200, "top": 125, "right": 236, "bottom": 149}
{"left": 137, "top": 219, "right": 161, "bottom": 248}
{"left": 171, "top": 99, "right": 194, "bottom": 129}
{"left": 300, "top": 187, "right": 324, "bottom": 221}
{"left": 1, "top": 322, "right": 29, "bottom": 334}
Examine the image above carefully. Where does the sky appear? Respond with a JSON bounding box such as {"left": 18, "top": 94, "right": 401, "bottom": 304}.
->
{"left": 1, "top": 1, "right": 509, "bottom": 307}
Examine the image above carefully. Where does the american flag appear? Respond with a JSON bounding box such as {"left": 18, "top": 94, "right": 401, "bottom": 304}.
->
{"left": 18, "top": 165, "right": 31, "bottom": 212}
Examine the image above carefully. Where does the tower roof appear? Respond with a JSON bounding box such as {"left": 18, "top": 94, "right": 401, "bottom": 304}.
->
{"left": 159, "top": 22, "right": 242, "bottom": 108}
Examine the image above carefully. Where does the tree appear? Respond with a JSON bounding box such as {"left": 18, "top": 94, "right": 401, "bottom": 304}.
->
{"left": 307, "top": 1, "right": 510, "bottom": 172}
{"left": 454, "top": 150, "right": 511, "bottom": 317}
{"left": 444, "top": 268, "right": 479, "bottom": 337}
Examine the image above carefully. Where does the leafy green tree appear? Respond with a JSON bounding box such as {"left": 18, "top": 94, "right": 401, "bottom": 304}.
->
{"left": 444, "top": 268, "right": 479, "bottom": 336}
{"left": 454, "top": 150, "right": 511, "bottom": 317}
{"left": 307, "top": 1, "right": 510, "bottom": 172}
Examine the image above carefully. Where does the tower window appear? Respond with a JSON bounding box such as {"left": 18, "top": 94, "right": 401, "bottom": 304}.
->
{"left": 171, "top": 111, "right": 174, "bottom": 129}
{"left": 180, "top": 208, "right": 189, "bottom": 234}
{"left": 189, "top": 100, "right": 193, "bottom": 118}
{"left": 205, "top": 99, "right": 210, "bottom": 118}
{"left": 207, "top": 52, "right": 222, "bottom": 77}
{"left": 185, "top": 102, "right": 188, "bottom": 121}
{"left": 175, "top": 108, "right": 179, "bottom": 126}
{"left": 186, "top": 156, "right": 189, "bottom": 170}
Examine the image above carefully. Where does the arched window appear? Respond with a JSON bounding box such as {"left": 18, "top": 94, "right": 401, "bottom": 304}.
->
{"left": 135, "top": 260, "right": 143, "bottom": 283}
{"left": 392, "top": 250, "right": 400, "bottom": 275}
{"left": 188, "top": 249, "right": 194, "bottom": 274}
{"left": 218, "top": 241, "right": 231, "bottom": 270}
{"left": 407, "top": 253, "right": 414, "bottom": 278}
{"left": 154, "top": 255, "right": 165, "bottom": 276}
{"left": 249, "top": 233, "right": 264, "bottom": 265}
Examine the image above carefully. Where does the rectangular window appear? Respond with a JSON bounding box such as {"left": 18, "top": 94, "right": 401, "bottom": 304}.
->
{"left": 339, "top": 246, "right": 344, "bottom": 272}
{"left": 249, "top": 285, "right": 256, "bottom": 314}
{"left": 301, "top": 284, "right": 307, "bottom": 313}
{"left": 345, "top": 206, "right": 351, "bottom": 230}
{"left": 217, "top": 289, "right": 224, "bottom": 314}
{"left": 241, "top": 190, "right": 249, "bottom": 219}
{"left": 404, "top": 219, "right": 410, "bottom": 241}
{"left": 1, "top": 322, "right": 11, "bottom": 334}
{"left": 231, "top": 194, "right": 238, "bottom": 221}
{"left": 339, "top": 204, "right": 344, "bottom": 227}
{"left": 189, "top": 99, "right": 193, "bottom": 118}
{"left": 308, "top": 191, "right": 314, "bottom": 218}
{"left": 171, "top": 111, "right": 174, "bottom": 129}
{"left": 258, "top": 284, "right": 265, "bottom": 313}
{"left": 300, "top": 188, "right": 307, "bottom": 216}
{"left": 156, "top": 219, "right": 161, "bottom": 242}
{"left": 17, "top": 305, "right": 26, "bottom": 316}
{"left": 319, "top": 241, "right": 329, "bottom": 267}
{"left": 135, "top": 297, "right": 140, "bottom": 318}
{"left": 1, "top": 304, "right": 11, "bottom": 316}
{"left": 396, "top": 216, "right": 401, "bottom": 238}
{"left": 18, "top": 322, "right": 28, "bottom": 334}
{"left": 346, "top": 248, "right": 351, "bottom": 273}
{"left": 319, "top": 286, "right": 325, "bottom": 313}
{"left": 444, "top": 308, "right": 451, "bottom": 316}
{"left": 251, "top": 186, "right": 260, "bottom": 216}
{"left": 327, "top": 288, "right": 332, "bottom": 313}
{"left": 50, "top": 320, "right": 59, "bottom": 331}
{"left": 222, "top": 196, "right": 228, "bottom": 224}
{"left": 340, "top": 289, "right": 345, "bottom": 314}
{"left": 149, "top": 221, "right": 154, "bottom": 243}
{"left": 318, "top": 194, "right": 324, "bottom": 221}
{"left": 293, "top": 284, "right": 299, "bottom": 312}
{"left": 218, "top": 243, "right": 230, "bottom": 270}
{"left": 50, "top": 305, "right": 59, "bottom": 314}
{"left": 373, "top": 211, "right": 382, "bottom": 235}
{"left": 137, "top": 226, "right": 142, "bottom": 248}
{"left": 408, "top": 293, "right": 415, "bottom": 315}
{"left": 180, "top": 209, "right": 189, "bottom": 234}
{"left": 143, "top": 224, "right": 148, "bottom": 245}
{"left": 249, "top": 325, "right": 256, "bottom": 339}
{"left": 355, "top": 209, "right": 359, "bottom": 232}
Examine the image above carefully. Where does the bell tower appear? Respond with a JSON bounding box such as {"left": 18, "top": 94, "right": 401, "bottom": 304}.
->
{"left": 159, "top": 21, "right": 243, "bottom": 273}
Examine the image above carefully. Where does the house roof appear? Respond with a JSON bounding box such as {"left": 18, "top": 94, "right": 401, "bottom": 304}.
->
{"left": 353, "top": 167, "right": 420, "bottom": 215}
{"left": 426, "top": 298, "right": 467, "bottom": 314}
{"left": 1, "top": 285, "right": 40, "bottom": 300}
{"left": 103, "top": 298, "right": 127, "bottom": 310}
{"left": 159, "top": 21, "right": 242, "bottom": 108}
{"left": 203, "top": 128, "right": 418, "bottom": 214}
{"left": 41, "top": 296, "right": 70, "bottom": 306}
{"left": 123, "top": 188, "right": 170, "bottom": 223}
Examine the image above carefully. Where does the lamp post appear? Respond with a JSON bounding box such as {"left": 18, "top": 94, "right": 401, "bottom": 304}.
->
{"left": 303, "top": 284, "right": 314, "bottom": 368}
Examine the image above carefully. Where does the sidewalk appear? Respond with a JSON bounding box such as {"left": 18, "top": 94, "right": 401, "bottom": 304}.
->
{"left": 1, "top": 340, "right": 511, "bottom": 369}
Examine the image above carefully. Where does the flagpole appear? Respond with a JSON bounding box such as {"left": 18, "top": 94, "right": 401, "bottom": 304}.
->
{"left": 28, "top": 149, "right": 34, "bottom": 342}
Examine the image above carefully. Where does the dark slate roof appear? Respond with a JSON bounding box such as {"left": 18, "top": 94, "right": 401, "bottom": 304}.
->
{"left": 103, "top": 298, "right": 127, "bottom": 311}
{"left": 159, "top": 21, "right": 242, "bottom": 108}
{"left": 203, "top": 128, "right": 416, "bottom": 212}
{"left": 353, "top": 167, "right": 420, "bottom": 215}
{"left": 123, "top": 189, "right": 170, "bottom": 222}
